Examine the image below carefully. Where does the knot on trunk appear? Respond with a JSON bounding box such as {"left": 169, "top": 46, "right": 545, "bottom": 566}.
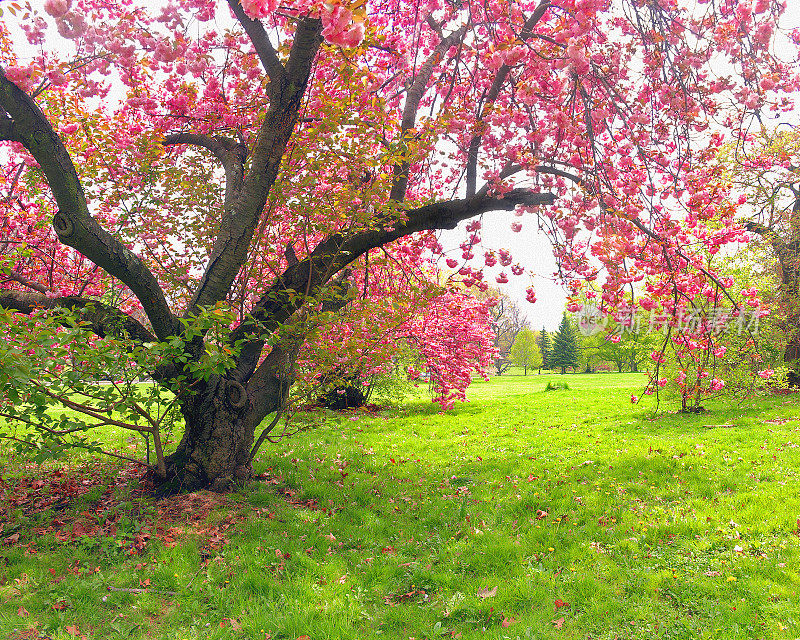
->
{"left": 225, "top": 379, "right": 248, "bottom": 409}
{"left": 53, "top": 211, "right": 75, "bottom": 238}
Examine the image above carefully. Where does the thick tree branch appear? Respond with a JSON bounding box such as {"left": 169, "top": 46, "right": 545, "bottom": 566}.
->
{"left": 3, "top": 269, "right": 49, "bottom": 294}
{"left": 186, "top": 17, "right": 323, "bottom": 317}
{"left": 0, "top": 67, "right": 178, "bottom": 340}
{"left": 390, "top": 23, "right": 468, "bottom": 202}
{"left": 229, "top": 189, "right": 556, "bottom": 381}
{"left": 163, "top": 133, "right": 248, "bottom": 208}
{"left": 0, "top": 289, "right": 156, "bottom": 344}
{"left": 243, "top": 273, "right": 353, "bottom": 444}
{"left": 466, "top": 0, "right": 551, "bottom": 197}
{"left": 227, "top": 0, "right": 287, "bottom": 86}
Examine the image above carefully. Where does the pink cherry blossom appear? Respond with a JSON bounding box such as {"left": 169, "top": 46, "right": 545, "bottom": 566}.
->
{"left": 44, "top": 0, "right": 71, "bottom": 18}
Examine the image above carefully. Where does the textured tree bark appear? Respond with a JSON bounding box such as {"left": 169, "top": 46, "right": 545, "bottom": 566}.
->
{"left": 161, "top": 377, "right": 255, "bottom": 493}
{"left": 159, "top": 330, "right": 299, "bottom": 493}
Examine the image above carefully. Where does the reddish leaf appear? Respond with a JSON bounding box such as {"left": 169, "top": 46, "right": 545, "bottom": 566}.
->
{"left": 554, "top": 598, "right": 569, "bottom": 610}
{"left": 535, "top": 510, "right": 548, "bottom": 520}
{"left": 66, "top": 624, "right": 80, "bottom": 636}
{"left": 17, "top": 606, "right": 29, "bottom": 617}
{"left": 553, "top": 616, "right": 565, "bottom": 630}
{"left": 501, "top": 616, "right": 517, "bottom": 627}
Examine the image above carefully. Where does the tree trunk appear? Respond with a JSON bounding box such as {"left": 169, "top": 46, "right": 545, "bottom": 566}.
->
{"left": 783, "top": 309, "right": 800, "bottom": 362}
{"left": 158, "top": 362, "right": 292, "bottom": 494}
{"left": 785, "top": 330, "right": 800, "bottom": 362}
{"left": 160, "top": 377, "right": 255, "bottom": 493}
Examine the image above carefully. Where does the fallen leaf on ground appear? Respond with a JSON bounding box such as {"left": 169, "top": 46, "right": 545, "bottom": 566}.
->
{"left": 553, "top": 616, "right": 565, "bottom": 630}
{"left": 477, "top": 586, "right": 497, "bottom": 598}
{"left": 536, "top": 510, "right": 548, "bottom": 520}
{"left": 554, "top": 598, "right": 569, "bottom": 610}
{"left": 65, "top": 625, "right": 80, "bottom": 636}
{"left": 17, "top": 606, "right": 29, "bottom": 617}
{"left": 228, "top": 618, "right": 241, "bottom": 630}
{"left": 501, "top": 616, "right": 517, "bottom": 627}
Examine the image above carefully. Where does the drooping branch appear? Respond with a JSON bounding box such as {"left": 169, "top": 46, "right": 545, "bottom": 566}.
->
{"left": 390, "top": 23, "right": 468, "bottom": 202}
{"left": 0, "top": 290, "right": 156, "bottom": 344}
{"left": 465, "top": 0, "right": 552, "bottom": 197}
{"left": 0, "top": 68, "right": 179, "bottom": 341}
{"left": 534, "top": 163, "right": 584, "bottom": 185}
{"left": 185, "top": 17, "right": 324, "bottom": 317}
{"left": 226, "top": 0, "right": 287, "bottom": 86}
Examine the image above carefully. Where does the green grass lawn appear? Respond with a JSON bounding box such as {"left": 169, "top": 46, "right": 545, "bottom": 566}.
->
{"left": 3, "top": 373, "right": 800, "bottom": 639}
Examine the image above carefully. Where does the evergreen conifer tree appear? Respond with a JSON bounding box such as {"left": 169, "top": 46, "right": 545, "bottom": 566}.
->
{"left": 551, "top": 314, "right": 579, "bottom": 374}
{"left": 538, "top": 328, "right": 552, "bottom": 372}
